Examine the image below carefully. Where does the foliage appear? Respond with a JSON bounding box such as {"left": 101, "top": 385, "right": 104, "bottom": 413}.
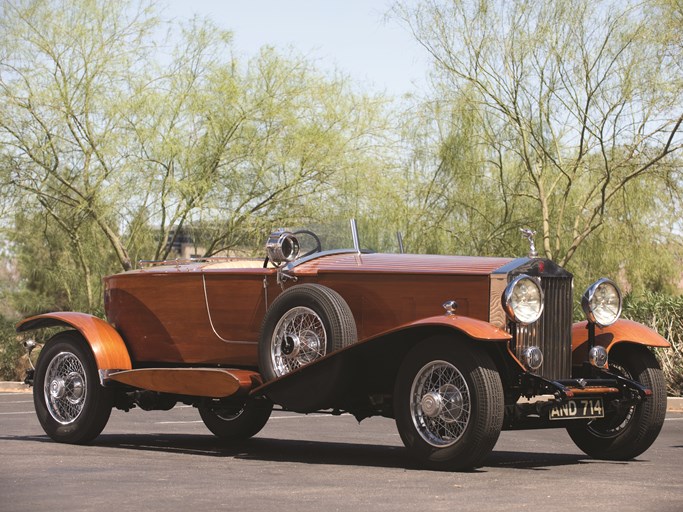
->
{"left": 0, "top": 314, "right": 23, "bottom": 381}
{"left": 0, "top": 0, "right": 389, "bottom": 316}
{"left": 393, "top": 0, "right": 683, "bottom": 294}
{"left": 623, "top": 293, "right": 683, "bottom": 396}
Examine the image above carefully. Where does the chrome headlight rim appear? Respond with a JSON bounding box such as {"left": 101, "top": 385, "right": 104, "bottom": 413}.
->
{"left": 581, "top": 278, "right": 622, "bottom": 327}
{"left": 502, "top": 274, "right": 545, "bottom": 325}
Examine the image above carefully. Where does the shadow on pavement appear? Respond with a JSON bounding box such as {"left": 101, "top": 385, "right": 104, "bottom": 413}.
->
{"left": 0, "top": 432, "right": 596, "bottom": 472}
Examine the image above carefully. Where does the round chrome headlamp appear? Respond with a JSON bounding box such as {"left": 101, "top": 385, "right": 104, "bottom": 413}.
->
{"left": 502, "top": 274, "right": 544, "bottom": 325}
{"left": 581, "top": 278, "right": 622, "bottom": 327}
{"left": 265, "top": 230, "right": 300, "bottom": 266}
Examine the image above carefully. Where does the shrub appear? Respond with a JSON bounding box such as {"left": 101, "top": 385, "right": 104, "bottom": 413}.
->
{"left": 623, "top": 293, "right": 683, "bottom": 397}
{"left": 0, "top": 315, "right": 24, "bottom": 381}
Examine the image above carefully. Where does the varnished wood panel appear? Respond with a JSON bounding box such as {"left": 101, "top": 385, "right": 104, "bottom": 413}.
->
{"left": 105, "top": 272, "right": 260, "bottom": 365}
{"left": 294, "top": 253, "right": 513, "bottom": 276}
{"left": 107, "top": 368, "right": 261, "bottom": 398}
{"left": 307, "top": 273, "right": 492, "bottom": 340}
{"left": 204, "top": 273, "right": 269, "bottom": 342}
{"left": 489, "top": 273, "right": 508, "bottom": 328}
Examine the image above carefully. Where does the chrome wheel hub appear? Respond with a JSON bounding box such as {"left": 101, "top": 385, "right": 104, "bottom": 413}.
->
{"left": 281, "top": 334, "right": 301, "bottom": 357}
{"left": 420, "top": 392, "right": 443, "bottom": 418}
{"left": 66, "top": 372, "right": 85, "bottom": 404}
{"left": 49, "top": 378, "right": 66, "bottom": 400}
{"left": 271, "top": 307, "right": 326, "bottom": 376}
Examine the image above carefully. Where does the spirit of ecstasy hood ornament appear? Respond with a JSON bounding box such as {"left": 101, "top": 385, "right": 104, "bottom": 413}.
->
{"left": 520, "top": 228, "right": 538, "bottom": 258}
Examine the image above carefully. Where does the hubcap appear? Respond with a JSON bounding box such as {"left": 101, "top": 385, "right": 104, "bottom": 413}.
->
{"left": 281, "top": 334, "right": 300, "bottom": 357}
{"left": 420, "top": 392, "right": 443, "bottom": 418}
{"left": 271, "top": 307, "right": 326, "bottom": 377}
{"left": 410, "top": 360, "right": 471, "bottom": 447}
{"left": 49, "top": 378, "right": 66, "bottom": 399}
{"left": 43, "top": 352, "right": 87, "bottom": 425}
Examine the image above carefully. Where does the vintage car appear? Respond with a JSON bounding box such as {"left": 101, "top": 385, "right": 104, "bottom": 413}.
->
{"left": 17, "top": 222, "right": 670, "bottom": 471}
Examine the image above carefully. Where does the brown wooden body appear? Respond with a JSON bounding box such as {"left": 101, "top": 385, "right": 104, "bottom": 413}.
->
{"left": 103, "top": 253, "right": 513, "bottom": 367}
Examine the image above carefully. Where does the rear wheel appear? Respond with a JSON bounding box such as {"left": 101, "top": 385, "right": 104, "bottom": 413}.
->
{"left": 394, "top": 337, "right": 504, "bottom": 471}
{"left": 199, "top": 399, "right": 273, "bottom": 441}
{"left": 33, "top": 331, "right": 113, "bottom": 444}
{"left": 567, "top": 345, "right": 666, "bottom": 460}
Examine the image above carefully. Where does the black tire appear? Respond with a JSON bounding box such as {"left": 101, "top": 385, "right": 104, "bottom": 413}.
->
{"left": 394, "top": 337, "right": 504, "bottom": 471}
{"left": 33, "top": 331, "right": 113, "bottom": 444}
{"left": 259, "top": 283, "right": 357, "bottom": 381}
{"left": 567, "top": 345, "right": 666, "bottom": 460}
{"left": 199, "top": 399, "right": 273, "bottom": 441}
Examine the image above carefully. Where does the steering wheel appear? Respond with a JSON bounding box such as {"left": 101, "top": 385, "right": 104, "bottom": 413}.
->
{"left": 293, "top": 229, "right": 322, "bottom": 258}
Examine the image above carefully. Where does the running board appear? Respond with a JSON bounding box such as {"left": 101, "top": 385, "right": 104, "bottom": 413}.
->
{"left": 106, "top": 368, "right": 262, "bottom": 398}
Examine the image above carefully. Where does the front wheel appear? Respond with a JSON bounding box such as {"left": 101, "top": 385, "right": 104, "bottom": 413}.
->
{"left": 33, "top": 331, "right": 113, "bottom": 444}
{"left": 394, "top": 337, "right": 504, "bottom": 471}
{"left": 567, "top": 345, "right": 666, "bottom": 460}
{"left": 199, "top": 399, "right": 273, "bottom": 441}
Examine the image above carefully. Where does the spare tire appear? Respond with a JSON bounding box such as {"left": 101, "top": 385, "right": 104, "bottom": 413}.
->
{"left": 258, "top": 283, "right": 357, "bottom": 382}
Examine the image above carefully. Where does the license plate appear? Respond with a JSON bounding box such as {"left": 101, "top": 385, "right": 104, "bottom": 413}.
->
{"left": 549, "top": 398, "right": 604, "bottom": 420}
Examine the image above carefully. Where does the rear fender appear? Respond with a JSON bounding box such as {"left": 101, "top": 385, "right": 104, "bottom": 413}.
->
{"left": 16, "top": 312, "right": 132, "bottom": 372}
{"left": 572, "top": 319, "right": 670, "bottom": 364}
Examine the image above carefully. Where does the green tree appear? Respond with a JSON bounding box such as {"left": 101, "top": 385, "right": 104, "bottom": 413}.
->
{"left": 395, "top": 0, "right": 683, "bottom": 289}
{"left": 0, "top": 0, "right": 389, "bottom": 315}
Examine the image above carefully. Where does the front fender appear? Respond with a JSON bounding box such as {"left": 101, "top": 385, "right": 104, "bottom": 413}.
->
{"left": 254, "top": 314, "right": 511, "bottom": 412}
{"left": 403, "top": 314, "right": 512, "bottom": 341}
{"left": 572, "top": 319, "right": 670, "bottom": 364}
{"left": 17, "top": 312, "right": 132, "bottom": 371}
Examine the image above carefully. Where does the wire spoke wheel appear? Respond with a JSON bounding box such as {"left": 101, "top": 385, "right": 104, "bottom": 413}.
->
{"left": 394, "top": 338, "right": 503, "bottom": 471}
{"left": 271, "top": 306, "right": 327, "bottom": 377}
{"left": 44, "top": 352, "right": 87, "bottom": 425}
{"left": 33, "top": 331, "right": 113, "bottom": 444}
{"left": 410, "top": 360, "right": 471, "bottom": 447}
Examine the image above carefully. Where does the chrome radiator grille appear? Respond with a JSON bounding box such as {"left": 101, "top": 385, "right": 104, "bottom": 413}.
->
{"left": 511, "top": 275, "right": 573, "bottom": 380}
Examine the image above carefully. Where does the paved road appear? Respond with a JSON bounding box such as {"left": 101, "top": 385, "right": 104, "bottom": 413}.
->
{"left": 1, "top": 391, "right": 681, "bottom": 512}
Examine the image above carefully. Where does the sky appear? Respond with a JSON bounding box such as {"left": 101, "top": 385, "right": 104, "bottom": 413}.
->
{"left": 164, "top": 0, "right": 431, "bottom": 98}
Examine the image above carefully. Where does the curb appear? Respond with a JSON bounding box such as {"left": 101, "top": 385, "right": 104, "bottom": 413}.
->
{"left": 1, "top": 380, "right": 682, "bottom": 411}
{"left": 0, "top": 381, "right": 31, "bottom": 393}
{"left": 668, "top": 397, "right": 683, "bottom": 412}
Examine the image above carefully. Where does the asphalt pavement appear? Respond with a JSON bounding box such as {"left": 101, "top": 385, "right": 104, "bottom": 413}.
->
{"left": 0, "top": 390, "right": 681, "bottom": 512}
